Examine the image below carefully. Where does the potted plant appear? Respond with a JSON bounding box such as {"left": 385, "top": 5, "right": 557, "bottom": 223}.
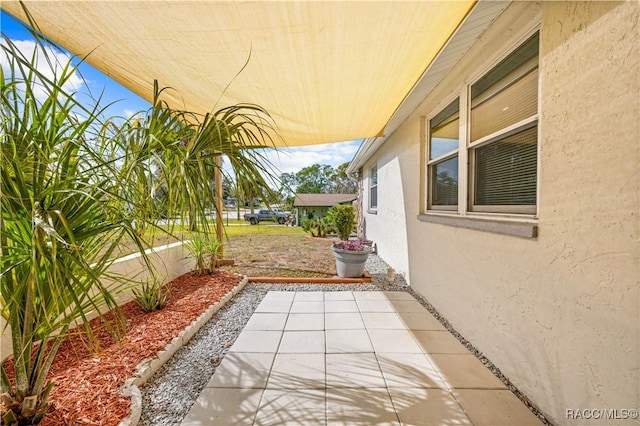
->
{"left": 329, "top": 205, "right": 371, "bottom": 277}
{"left": 331, "top": 238, "right": 372, "bottom": 278}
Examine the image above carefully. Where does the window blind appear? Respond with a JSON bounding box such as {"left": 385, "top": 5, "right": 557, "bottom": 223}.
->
{"left": 473, "top": 126, "right": 537, "bottom": 206}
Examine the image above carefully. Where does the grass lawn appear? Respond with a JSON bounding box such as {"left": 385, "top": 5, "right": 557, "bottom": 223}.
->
{"left": 223, "top": 222, "right": 306, "bottom": 236}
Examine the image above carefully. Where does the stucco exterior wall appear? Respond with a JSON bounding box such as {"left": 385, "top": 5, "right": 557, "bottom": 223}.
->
{"left": 363, "top": 2, "right": 639, "bottom": 425}
{"left": 1, "top": 242, "right": 195, "bottom": 362}
{"left": 361, "top": 153, "right": 412, "bottom": 281}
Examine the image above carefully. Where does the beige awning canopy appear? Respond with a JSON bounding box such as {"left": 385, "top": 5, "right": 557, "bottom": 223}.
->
{"left": 2, "top": 1, "right": 474, "bottom": 147}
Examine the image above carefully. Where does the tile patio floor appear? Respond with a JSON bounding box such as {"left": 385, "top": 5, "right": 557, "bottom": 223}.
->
{"left": 181, "top": 291, "right": 543, "bottom": 426}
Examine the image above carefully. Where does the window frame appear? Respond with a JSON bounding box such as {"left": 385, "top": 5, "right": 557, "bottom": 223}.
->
{"left": 426, "top": 96, "right": 460, "bottom": 212}
{"left": 369, "top": 164, "right": 378, "bottom": 211}
{"left": 423, "top": 28, "right": 540, "bottom": 223}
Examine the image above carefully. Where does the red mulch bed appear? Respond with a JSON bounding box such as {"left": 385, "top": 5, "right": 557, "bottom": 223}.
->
{"left": 1, "top": 271, "right": 243, "bottom": 425}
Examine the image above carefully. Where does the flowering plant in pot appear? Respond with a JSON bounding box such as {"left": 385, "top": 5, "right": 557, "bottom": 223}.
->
{"left": 333, "top": 239, "right": 370, "bottom": 252}
{"left": 329, "top": 206, "right": 371, "bottom": 277}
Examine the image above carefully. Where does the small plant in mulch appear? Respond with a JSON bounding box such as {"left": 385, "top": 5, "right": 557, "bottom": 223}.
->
{"left": 132, "top": 277, "right": 171, "bottom": 312}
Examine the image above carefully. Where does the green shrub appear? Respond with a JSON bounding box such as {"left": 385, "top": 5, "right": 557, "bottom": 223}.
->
{"left": 133, "top": 278, "right": 171, "bottom": 312}
{"left": 185, "top": 234, "right": 221, "bottom": 274}
{"left": 332, "top": 205, "right": 355, "bottom": 240}
{"left": 302, "top": 218, "right": 328, "bottom": 237}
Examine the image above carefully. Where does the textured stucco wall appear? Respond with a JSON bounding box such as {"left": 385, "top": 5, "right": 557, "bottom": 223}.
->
{"left": 364, "top": 2, "right": 639, "bottom": 425}
{"left": 1, "top": 242, "right": 195, "bottom": 362}
{"left": 361, "top": 152, "right": 413, "bottom": 282}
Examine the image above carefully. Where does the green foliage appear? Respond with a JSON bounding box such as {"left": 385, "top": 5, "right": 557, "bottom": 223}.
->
{"left": 185, "top": 234, "right": 222, "bottom": 275}
{"left": 295, "top": 164, "right": 333, "bottom": 193}
{"left": 133, "top": 278, "right": 171, "bottom": 312}
{"left": 302, "top": 218, "right": 328, "bottom": 238}
{"left": 330, "top": 162, "right": 357, "bottom": 193}
{"left": 331, "top": 205, "right": 356, "bottom": 240}
{"left": 280, "top": 162, "right": 356, "bottom": 195}
{"left": 1, "top": 28, "right": 138, "bottom": 423}
{"left": 0, "top": 10, "right": 280, "bottom": 424}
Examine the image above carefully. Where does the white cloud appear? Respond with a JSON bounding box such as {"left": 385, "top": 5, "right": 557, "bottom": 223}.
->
{"left": 221, "top": 139, "right": 362, "bottom": 188}
{"left": 263, "top": 140, "right": 362, "bottom": 174}
{"left": 123, "top": 108, "right": 143, "bottom": 119}
{"left": 1, "top": 39, "right": 84, "bottom": 103}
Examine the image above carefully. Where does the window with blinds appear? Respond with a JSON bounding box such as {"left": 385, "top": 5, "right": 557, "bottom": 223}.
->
{"left": 469, "top": 32, "right": 539, "bottom": 214}
{"left": 428, "top": 98, "right": 459, "bottom": 210}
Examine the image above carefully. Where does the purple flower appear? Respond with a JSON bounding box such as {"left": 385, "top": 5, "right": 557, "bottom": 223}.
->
{"left": 332, "top": 239, "right": 371, "bottom": 252}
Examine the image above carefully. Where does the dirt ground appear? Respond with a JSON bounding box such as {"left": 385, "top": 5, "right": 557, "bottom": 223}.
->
{"left": 112, "top": 228, "right": 338, "bottom": 278}
{"left": 220, "top": 233, "right": 337, "bottom": 277}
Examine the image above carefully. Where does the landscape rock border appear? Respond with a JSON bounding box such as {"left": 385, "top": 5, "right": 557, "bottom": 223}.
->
{"left": 118, "top": 276, "right": 248, "bottom": 426}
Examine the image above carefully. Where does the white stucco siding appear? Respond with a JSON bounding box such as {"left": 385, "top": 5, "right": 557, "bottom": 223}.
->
{"left": 363, "top": 2, "right": 639, "bottom": 425}
{"left": 362, "top": 140, "right": 415, "bottom": 281}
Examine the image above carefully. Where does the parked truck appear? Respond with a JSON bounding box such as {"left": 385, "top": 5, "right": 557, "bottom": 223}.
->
{"left": 243, "top": 209, "right": 291, "bottom": 225}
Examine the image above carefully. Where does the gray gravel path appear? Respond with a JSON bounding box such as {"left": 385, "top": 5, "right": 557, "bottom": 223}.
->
{"left": 138, "top": 254, "right": 550, "bottom": 425}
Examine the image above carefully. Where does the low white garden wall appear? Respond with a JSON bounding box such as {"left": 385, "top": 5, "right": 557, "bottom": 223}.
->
{"left": 1, "top": 242, "right": 195, "bottom": 362}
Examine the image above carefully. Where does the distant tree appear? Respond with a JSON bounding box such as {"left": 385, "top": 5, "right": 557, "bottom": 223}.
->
{"left": 279, "top": 172, "right": 297, "bottom": 198}
{"left": 295, "top": 163, "right": 333, "bottom": 193}
{"left": 329, "top": 162, "right": 357, "bottom": 193}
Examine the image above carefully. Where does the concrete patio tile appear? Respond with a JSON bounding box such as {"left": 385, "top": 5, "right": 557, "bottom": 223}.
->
{"left": 181, "top": 387, "right": 263, "bottom": 426}
{"left": 389, "top": 300, "right": 427, "bottom": 313}
{"left": 326, "top": 329, "right": 374, "bottom": 353}
{"left": 453, "top": 390, "right": 544, "bottom": 425}
{"left": 279, "top": 330, "right": 325, "bottom": 353}
{"left": 262, "top": 291, "right": 295, "bottom": 302}
{"left": 290, "top": 301, "right": 325, "bottom": 313}
{"left": 356, "top": 300, "right": 395, "bottom": 312}
{"left": 229, "top": 330, "right": 283, "bottom": 353}
{"left": 244, "top": 313, "right": 288, "bottom": 331}
{"left": 412, "top": 330, "right": 470, "bottom": 354}
{"left": 326, "top": 388, "right": 399, "bottom": 425}
{"left": 428, "top": 354, "right": 507, "bottom": 389}
{"left": 396, "top": 312, "right": 446, "bottom": 331}
{"left": 254, "top": 299, "right": 292, "bottom": 313}
{"left": 325, "top": 313, "right": 365, "bottom": 330}
{"left": 361, "top": 312, "right": 406, "bottom": 329}
{"left": 368, "top": 329, "right": 424, "bottom": 353}
{"left": 324, "top": 291, "right": 355, "bottom": 301}
{"left": 376, "top": 353, "right": 447, "bottom": 389}
{"left": 187, "top": 291, "right": 542, "bottom": 426}
{"left": 255, "top": 389, "right": 326, "bottom": 426}
{"left": 206, "top": 352, "right": 276, "bottom": 389}
{"left": 387, "top": 388, "right": 472, "bottom": 426}
{"left": 353, "top": 291, "right": 389, "bottom": 301}
{"left": 285, "top": 313, "right": 324, "bottom": 331}
{"left": 326, "top": 353, "right": 386, "bottom": 388}
{"left": 267, "top": 353, "right": 325, "bottom": 389}
{"left": 325, "top": 300, "right": 360, "bottom": 313}
{"left": 382, "top": 291, "right": 415, "bottom": 301}
{"left": 294, "top": 291, "right": 325, "bottom": 301}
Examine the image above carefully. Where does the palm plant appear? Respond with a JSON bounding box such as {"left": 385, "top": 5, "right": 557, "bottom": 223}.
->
{"left": 0, "top": 35, "right": 150, "bottom": 424}
{"left": 1, "top": 12, "right": 280, "bottom": 424}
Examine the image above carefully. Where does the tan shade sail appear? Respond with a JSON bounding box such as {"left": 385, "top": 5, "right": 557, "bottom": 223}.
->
{"left": 2, "top": 1, "right": 475, "bottom": 147}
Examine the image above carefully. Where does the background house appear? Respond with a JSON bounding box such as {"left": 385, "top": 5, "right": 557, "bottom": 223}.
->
{"left": 293, "top": 193, "right": 356, "bottom": 225}
{"left": 347, "top": 2, "right": 639, "bottom": 425}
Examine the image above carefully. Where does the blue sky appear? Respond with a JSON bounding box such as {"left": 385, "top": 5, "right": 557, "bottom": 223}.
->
{"left": 1, "top": 10, "right": 362, "bottom": 175}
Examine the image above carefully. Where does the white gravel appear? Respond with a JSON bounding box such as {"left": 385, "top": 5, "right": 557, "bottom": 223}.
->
{"left": 138, "top": 254, "right": 550, "bottom": 426}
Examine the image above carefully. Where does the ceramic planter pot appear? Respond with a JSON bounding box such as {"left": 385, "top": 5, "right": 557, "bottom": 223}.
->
{"left": 331, "top": 245, "right": 370, "bottom": 278}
